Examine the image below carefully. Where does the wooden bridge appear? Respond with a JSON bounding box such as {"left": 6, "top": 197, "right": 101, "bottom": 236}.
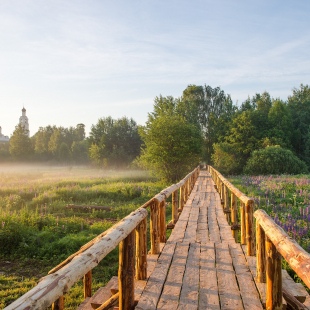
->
{"left": 5, "top": 167, "right": 310, "bottom": 310}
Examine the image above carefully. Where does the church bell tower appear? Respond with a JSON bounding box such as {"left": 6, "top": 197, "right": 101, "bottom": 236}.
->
{"left": 19, "top": 107, "right": 29, "bottom": 136}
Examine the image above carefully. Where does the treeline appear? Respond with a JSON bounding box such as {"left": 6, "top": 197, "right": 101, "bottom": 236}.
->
{"left": 1, "top": 84, "right": 310, "bottom": 179}
{"left": 0, "top": 118, "right": 142, "bottom": 167}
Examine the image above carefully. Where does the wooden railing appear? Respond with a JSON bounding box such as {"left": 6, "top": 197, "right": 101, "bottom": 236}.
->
{"left": 255, "top": 210, "right": 310, "bottom": 310}
{"left": 208, "top": 165, "right": 255, "bottom": 256}
{"left": 5, "top": 166, "right": 200, "bottom": 310}
{"left": 208, "top": 165, "right": 310, "bottom": 310}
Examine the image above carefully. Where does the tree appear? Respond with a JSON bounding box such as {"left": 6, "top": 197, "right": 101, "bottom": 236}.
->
{"left": 0, "top": 142, "right": 10, "bottom": 161}
{"left": 33, "top": 126, "right": 55, "bottom": 160}
{"left": 225, "top": 110, "right": 258, "bottom": 171}
{"left": 48, "top": 128, "right": 64, "bottom": 158}
{"left": 58, "top": 142, "right": 71, "bottom": 162}
{"left": 71, "top": 140, "right": 89, "bottom": 163}
{"left": 139, "top": 115, "right": 202, "bottom": 182}
{"left": 211, "top": 142, "right": 240, "bottom": 175}
{"left": 88, "top": 116, "right": 142, "bottom": 167}
{"left": 267, "top": 99, "right": 293, "bottom": 149}
{"left": 181, "top": 85, "right": 236, "bottom": 162}
{"left": 9, "top": 124, "right": 33, "bottom": 160}
{"left": 288, "top": 84, "right": 310, "bottom": 165}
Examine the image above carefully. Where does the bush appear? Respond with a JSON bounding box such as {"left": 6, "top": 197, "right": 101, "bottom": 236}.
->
{"left": 244, "top": 146, "right": 308, "bottom": 175}
{"left": 211, "top": 142, "right": 242, "bottom": 174}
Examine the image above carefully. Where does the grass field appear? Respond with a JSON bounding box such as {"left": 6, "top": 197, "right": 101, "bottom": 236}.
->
{"left": 0, "top": 164, "right": 166, "bottom": 309}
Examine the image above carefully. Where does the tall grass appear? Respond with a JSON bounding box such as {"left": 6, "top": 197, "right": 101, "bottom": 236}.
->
{"left": 0, "top": 165, "right": 166, "bottom": 309}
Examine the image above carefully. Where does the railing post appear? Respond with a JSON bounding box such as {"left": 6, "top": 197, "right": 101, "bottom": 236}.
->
{"left": 83, "top": 270, "right": 92, "bottom": 298}
{"left": 150, "top": 201, "right": 160, "bottom": 254}
{"left": 224, "top": 185, "right": 231, "bottom": 223}
{"left": 136, "top": 217, "right": 147, "bottom": 280}
{"left": 119, "top": 230, "right": 136, "bottom": 310}
{"left": 256, "top": 221, "right": 266, "bottom": 283}
{"left": 230, "top": 193, "right": 238, "bottom": 242}
{"left": 180, "top": 185, "right": 185, "bottom": 211}
{"left": 240, "top": 202, "right": 246, "bottom": 245}
{"left": 159, "top": 200, "right": 167, "bottom": 242}
{"left": 172, "top": 190, "right": 179, "bottom": 224}
{"left": 266, "top": 236, "right": 282, "bottom": 310}
{"left": 246, "top": 200, "right": 255, "bottom": 256}
{"left": 52, "top": 296, "right": 64, "bottom": 310}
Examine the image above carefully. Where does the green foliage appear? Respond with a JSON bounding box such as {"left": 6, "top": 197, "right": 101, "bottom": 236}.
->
{"left": 139, "top": 114, "right": 202, "bottom": 182}
{"left": 32, "top": 124, "right": 87, "bottom": 163}
{"left": 88, "top": 116, "right": 142, "bottom": 167}
{"left": 212, "top": 142, "right": 240, "bottom": 174}
{"left": 182, "top": 85, "right": 237, "bottom": 162}
{"left": 288, "top": 84, "right": 310, "bottom": 165}
{"left": 244, "top": 146, "right": 308, "bottom": 175}
{"left": 9, "top": 124, "right": 33, "bottom": 160}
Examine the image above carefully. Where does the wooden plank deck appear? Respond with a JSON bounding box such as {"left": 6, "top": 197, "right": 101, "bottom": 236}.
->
{"left": 135, "top": 170, "right": 264, "bottom": 310}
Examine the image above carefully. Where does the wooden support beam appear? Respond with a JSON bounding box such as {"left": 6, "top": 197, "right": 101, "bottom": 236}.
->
{"left": 150, "top": 202, "right": 160, "bottom": 254}
{"left": 172, "top": 190, "right": 179, "bottom": 224}
{"left": 119, "top": 230, "right": 136, "bottom": 310}
{"left": 52, "top": 296, "right": 64, "bottom": 310}
{"left": 246, "top": 200, "right": 255, "bottom": 256}
{"left": 241, "top": 203, "right": 246, "bottom": 245}
{"left": 266, "top": 236, "right": 282, "bottom": 310}
{"left": 135, "top": 218, "right": 147, "bottom": 280}
{"left": 230, "top": 193, "right": 238, "bottom": 242}
{"left": 159, "top": 201, "right": 167, "bottom": 243}
{"left": 84, "top": 270, "right": 92, "bottom": 298}
{"left": 256, "top": 222, "right": 266, "bottom": 283}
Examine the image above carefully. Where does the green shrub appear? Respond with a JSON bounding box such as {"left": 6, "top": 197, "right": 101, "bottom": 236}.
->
{"left": 244, "top": 146, "right": 308, "bottom": 175}
{"left": 0, "top": 223, "right": 27, "bottom": 255}
{"left": 211, "top": 142, "right": 242, "bottom": 174}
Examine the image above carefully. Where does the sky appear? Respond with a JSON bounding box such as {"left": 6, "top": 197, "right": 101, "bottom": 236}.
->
{"left": 0, "top": 1, "right": 309, "bottom": 137}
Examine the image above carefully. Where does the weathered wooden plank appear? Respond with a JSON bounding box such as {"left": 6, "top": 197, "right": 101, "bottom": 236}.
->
{"left": 199, "top": 242, "right": 220, "bottom": 310}
{"left": 178, "top": 242, "right": 200, "bottom": 310}
{"left": 196, "top": 196, "right": 209, "bottom": 244}
{"left": 157, "top": 242, "right": 189, "bottom": 309}
{"left": 215, "top": 193, "right": 235, "bottom": 243}
{"left": 229, "top": 243, "right": 263, "bottom": 310}
{"left": 208, "top": 193, "right": 221, "bottom": 243}
{"left": 134, "top": 245, "right": 166, "bottom": 305}
{"left": 168, "top": 204, "right": 192, "bottom": 243}
{"left": 135, "top": 242, "right": 176, "bottom": 309}
{"left": 216, "top": 243, "right": 243, "bottom": 310}
{"left": 183, "top": 202, "right": 199, "bottom": 243}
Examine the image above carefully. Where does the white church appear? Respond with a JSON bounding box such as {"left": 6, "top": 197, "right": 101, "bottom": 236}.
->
{"left": 0, "top": 107, "right": 30, "bottom": 142}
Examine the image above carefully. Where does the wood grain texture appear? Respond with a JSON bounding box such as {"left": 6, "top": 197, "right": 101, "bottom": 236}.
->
{"left": 199, "top": 242, "right": 220, "bottom": 310}
{"left": 216, "top": 243, "right": 243, "bottom": 310}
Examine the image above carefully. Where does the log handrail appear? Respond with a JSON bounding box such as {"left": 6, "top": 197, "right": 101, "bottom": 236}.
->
{"left": 255, "top": 209, "right": 310, "bottom": 309}
{"left": 208, "top": 165, "right": 310, "bottom": 310}
{"left": 5, "top": 166, "right": 200, "bottom": 310}
{"left": 208, "top": 165, "right": 255, "bottom": 256}
{"left": 5, "top": 208, "right": 148, "bottom": 310}
{"left": 142, "top": 166, "right": 200, "bottom": 254}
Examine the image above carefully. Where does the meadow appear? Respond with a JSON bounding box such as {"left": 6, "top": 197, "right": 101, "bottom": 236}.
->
{"left": 0, "top": 164, "right": 166, "bottom": 309}
{"left": 3, "top": 165, "right": 310, "bottom": 308}
{"left": 229, "top": 174, "right": 310, "bottom": 254}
